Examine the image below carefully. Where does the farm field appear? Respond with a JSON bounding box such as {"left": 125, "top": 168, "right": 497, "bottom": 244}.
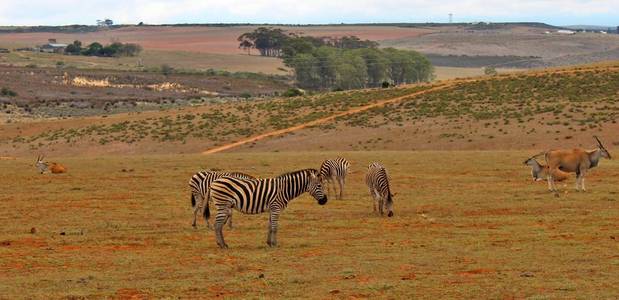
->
{"left": 1, "top": 151, "right": 619, "bottom": 298}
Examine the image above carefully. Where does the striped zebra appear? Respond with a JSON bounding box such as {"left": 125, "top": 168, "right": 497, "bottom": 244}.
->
{"left": 209, "top": 169, "right": 327, "bottom": 248}
{"left": 189, "top": 170, "right": 255, "bottom": 230}
{"left": 365, "top": 162, "right": 394, "bottom": 217}
{"left": 319, "top": 157, "right": 350, "bottom": 200}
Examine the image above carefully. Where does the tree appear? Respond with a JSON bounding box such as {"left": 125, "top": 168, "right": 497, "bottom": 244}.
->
{"left": 82, "top": 42, "right": 103, "bottom": 56}
{"left": 239, "top": 40, "right": 253, "bottom": 55}
{"left": 64, "top": 40, "right": 82, "bottom": 55}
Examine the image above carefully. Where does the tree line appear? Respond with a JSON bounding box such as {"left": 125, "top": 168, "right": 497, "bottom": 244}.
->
{"left": 238, "top": 27, "right": 433, "bottom": 90}
{"left": 64, "top": 40, "right": 142, "bottom": 57}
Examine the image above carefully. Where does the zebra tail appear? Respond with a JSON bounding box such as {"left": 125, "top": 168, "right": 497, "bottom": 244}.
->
{"left": 203, "top": 202, "right": 210, "bottom": 220}
{"left": 191, "top": 193, "right": 196, "bottom": 208}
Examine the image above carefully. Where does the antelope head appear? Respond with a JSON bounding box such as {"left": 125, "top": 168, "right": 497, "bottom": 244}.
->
{"left": 35, "top": 155, "right": 48, "bottom": 174}
{"left": 594, "top": 136, "right": 612, "bottom": 159}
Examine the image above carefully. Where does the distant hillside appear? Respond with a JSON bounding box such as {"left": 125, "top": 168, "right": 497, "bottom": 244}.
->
{"left": 1, "top": 61, "right": 618, "bottom": 156}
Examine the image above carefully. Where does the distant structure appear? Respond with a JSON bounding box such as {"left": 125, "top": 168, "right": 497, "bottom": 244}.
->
{"left": 39, "top": 38, "right": 67, "bottom": 53}
{"left": 449, "top": 13, "right": 453, "bottom": 24}
{"left": 557, "top": 30, "right": 576, "bottom": 35}
{"left": 96, "top": 19, "right": 114, "bottom": 27}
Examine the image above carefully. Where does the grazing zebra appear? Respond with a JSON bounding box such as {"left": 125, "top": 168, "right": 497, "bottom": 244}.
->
{"left": 365, "top": 162, "right": 394, "bottom": 217}
{"left": 210, "top": 169, "right": 327, "bottom": 248}
{"left": 319, "top": 157, "right": 350, "bottom": 200}
{"left": 189, "top": 170, "right": 255, "bottom": 230}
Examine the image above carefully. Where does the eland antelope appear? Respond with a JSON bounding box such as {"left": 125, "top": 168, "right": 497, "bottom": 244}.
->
{"left": 523, "top": 153, "right": 570, "bottom": 184}
{"left": 545, "top": 136, "right": 611, "bottom": 195}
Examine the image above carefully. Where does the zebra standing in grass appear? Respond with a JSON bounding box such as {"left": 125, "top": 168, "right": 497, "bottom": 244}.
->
{"left": 209, "top": 169, "right": 327, "bottom": 248}
{"left": 365, "top": 162, "right": 394, "bottom": 217}
{"left": 319, "top": 157, "right": 350, "bottom": 200}
{"left": 189, "top": 170, "right": 255, "bottom": 230}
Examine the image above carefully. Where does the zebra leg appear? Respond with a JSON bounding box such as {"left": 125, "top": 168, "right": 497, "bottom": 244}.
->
{"left": 337, "top": 177, "right": 344, "bottom": 200}
{"left": 214, "top": 206, "right": 230, "bottom": 249}
{"left": 267, "top": 209, "right": 280, "bottom": 247}
{"left": 228, "top": 213, "right": 233, "bottom": 229}
{"left": 192, "top": 194, "right": 202, "bottom": 228}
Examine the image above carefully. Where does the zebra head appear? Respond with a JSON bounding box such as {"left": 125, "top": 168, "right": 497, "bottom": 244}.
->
{"left": 386, "top": 192, "right": 395, "bottom": 217}
{"left": 35, "top": 155, "right": 48, "bottom": 174}
{"left": 308, "top": 171, "right": 328, "bottom": 205}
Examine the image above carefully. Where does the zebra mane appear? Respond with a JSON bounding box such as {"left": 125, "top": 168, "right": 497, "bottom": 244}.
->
{"left": 276, "top": 168, "right": 318, "bottom": 178}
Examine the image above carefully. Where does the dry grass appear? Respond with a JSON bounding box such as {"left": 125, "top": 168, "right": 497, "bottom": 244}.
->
{"left": 433, "top": 66, "right": 525, "bottom": 80}
{"left": 0, "top": 49, "right": 287, "bottom": 74}
{"left": 2, "top": 151, "right": 619, "bottom": 298}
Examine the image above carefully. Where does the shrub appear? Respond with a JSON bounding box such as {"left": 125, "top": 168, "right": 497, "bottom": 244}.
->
{"left": 1, "top": 87, "right": 17, "bottom": 97}
{"left": 283, "top": 88, "right": 304, "bottom": 97}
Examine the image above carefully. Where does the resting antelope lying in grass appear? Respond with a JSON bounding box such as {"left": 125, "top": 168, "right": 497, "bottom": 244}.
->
{"left": 545, "top": 136, "right": 611, "bottom": 195}
{"left": 35, "top": 155, "right": 67, "bottom": 174}
{"left": 523, "top": 153, "right": 570, "bottom": 186}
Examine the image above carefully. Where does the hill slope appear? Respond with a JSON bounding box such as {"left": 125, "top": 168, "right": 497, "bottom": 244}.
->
{"left": 1, "top": 62, "right": 618, "bottom": 156}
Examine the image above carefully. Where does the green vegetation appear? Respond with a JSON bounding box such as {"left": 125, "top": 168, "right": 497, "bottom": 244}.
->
{"left": 65, "top": 40, "right": 142, "bottom": 57}
{"left": 340, "top": 68, "right": 619, "bottom": 131}
{"left": 13, "top": 86, "right": 428, "bottom": 149}
{"left": 237, "top": 27, "right": 433, "bottom": 90}
{"left": 1, "top": 87, "right": 17, "bottom": 97}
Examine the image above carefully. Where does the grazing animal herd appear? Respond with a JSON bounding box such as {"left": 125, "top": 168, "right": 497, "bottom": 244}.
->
{"left": 32, "top": 135, "right": 612, "bottom": 248}
{"left": 187, "top": 157, "right": 394, "bottom": 248}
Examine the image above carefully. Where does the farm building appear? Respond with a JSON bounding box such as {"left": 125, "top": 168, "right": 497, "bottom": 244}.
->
{"left": 557, "top": 30, "right": 576, "bottom": 35}
{"left": 39, "top": 39, "right": 67, "bottom": 53}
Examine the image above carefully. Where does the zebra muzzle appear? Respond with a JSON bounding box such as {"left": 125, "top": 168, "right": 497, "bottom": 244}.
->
{"left": 318, "top": 196, "right": 327, "bottom": 205}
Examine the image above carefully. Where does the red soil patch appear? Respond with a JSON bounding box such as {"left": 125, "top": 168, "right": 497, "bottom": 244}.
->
{"left": 458, "top": 268, "right": 495, "bottom": 276}
{"left": 463, "top": 208, "right": 525, "bottom": 217}
{"left": 115, "top": 288, "right": 149, "bottom": 300}
{"left": 300, "top": 249, "right": 323, "bottom": 258}
{"left": 207, "top": 285, "right": 237, "bottom": 298}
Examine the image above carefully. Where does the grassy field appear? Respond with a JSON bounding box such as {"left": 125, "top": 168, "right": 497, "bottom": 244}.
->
{"left": 0, "top": 50, "right": 287, "bottom": 74}
{"left": 2, "top": 151, "right": 619, "bottom": 298}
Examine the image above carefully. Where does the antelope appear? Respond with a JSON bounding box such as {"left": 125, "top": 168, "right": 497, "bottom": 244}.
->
{"left": 35, "top": 155, "right": 67, "bottom": 174}
{"left": 545, "top": 136, "right": 611, "bottom": 195}
{"left": 523, "top": 153, "right": 570, "bottom": 188}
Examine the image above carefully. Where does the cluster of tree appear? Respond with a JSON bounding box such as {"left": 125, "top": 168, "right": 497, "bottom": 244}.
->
{"left": 237, "top": 27, "right": 379, "bottom": 57}
{"left": 238, "top": 27, "right": 432, "bottom": 90}
{"left": 285, "top": 47, "right": 433, "bottom": 90}
{"left": 65, "top": 40, "right": 142, "bottom": 57}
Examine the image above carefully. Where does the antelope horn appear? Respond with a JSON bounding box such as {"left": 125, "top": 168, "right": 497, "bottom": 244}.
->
{"left": 593, "top": 136, "right": 605, "bottom": 148}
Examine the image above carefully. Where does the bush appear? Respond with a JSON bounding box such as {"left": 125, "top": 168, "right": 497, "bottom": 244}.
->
{"left": 240, "top": 92, "right": 252, "bottom": 99}
{"left": 283, "top": 88, "right": 304, "bottom": 97}
{"left": 382, "top": 81, "right": 391, "bottom": 88}
{"left": 484, "top": 66, "right": 498, "bottom": 76}
{"left": 1, "top": 87, "right": 17, "bottom": 97}
{"left": 160, "top": 64, "right": 174, "bottom": 76}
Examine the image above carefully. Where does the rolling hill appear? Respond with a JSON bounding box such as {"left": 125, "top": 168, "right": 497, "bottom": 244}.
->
{"left": 1, "top": 61, "right": 618, "bottom": 156}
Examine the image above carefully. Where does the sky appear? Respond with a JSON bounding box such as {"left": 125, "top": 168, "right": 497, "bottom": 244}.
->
{"left": 0, "top": 0, "right": 617, "bottom": 27}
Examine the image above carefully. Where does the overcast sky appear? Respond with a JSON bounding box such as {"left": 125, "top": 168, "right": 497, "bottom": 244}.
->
{"left": 0, "top": 0, "right": 617, "bottom": 26}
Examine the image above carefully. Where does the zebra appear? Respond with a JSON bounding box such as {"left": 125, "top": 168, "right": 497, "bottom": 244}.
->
{"left": 189, "top": 170, "right": 255, "bottom": 230}
{"left": 319, "top": 157, "right": 350, "bottom": 200}
{"left": 365, "top": 162, "right": 394, "bottom": 217}
{"left": 209, "top": 168, "right": 327, "bottom": 248}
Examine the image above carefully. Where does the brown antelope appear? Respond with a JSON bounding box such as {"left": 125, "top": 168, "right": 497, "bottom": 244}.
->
{"left": 523, "top": 154, "right": 570, "bottom": 188}
{"left": 545, "top": 136, "right": 611, "bottom": 195}
{"left": 35, "top": 155, "right": 67, "bottom": 174}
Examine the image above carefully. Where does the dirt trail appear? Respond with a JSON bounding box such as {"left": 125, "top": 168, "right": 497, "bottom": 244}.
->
{"left": 202, "top": 79, "right": 478, "bottom": 154}
{"left": 202, "top": 63, "right": 619, "bottom": 155}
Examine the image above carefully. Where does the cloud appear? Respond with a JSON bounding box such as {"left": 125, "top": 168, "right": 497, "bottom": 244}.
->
{"left": 0, "top": 0, "right": 617, "bottom": 26}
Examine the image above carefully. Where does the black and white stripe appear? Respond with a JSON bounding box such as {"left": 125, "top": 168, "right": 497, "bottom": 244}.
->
{"left": 209, "top": 168, "right": 327, "bottom": 248}
{"left": 319, "top": 157, "right": 350, "bottom": 200}
{"left": 189, "top": 170, "right": 254, "bottom": 229}
{"left": 365, "top": 162, "right": 394, "bottom": 217}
